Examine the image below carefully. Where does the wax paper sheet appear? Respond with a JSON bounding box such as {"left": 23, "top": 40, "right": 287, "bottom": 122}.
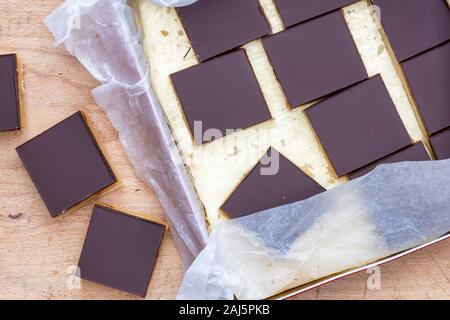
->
{"left": 178, "top": 160, "right": 450, "bottom": 300}
{"left": 45, "top": 0, "right": 209, "bottom": 266}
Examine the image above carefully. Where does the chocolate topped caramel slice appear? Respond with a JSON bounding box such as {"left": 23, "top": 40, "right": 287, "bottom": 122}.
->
{"left": 0, "top": 53, "right": 22, "bottom": 132}
{"left": 305, "top": 76, "right": 411, "bottom": 177}
{"left": 430, "top": 128, "right": 450, "bottom": 160}
{"left": 373, "top": 0, "right": 450, "bottom": 62}
{"left": 221, "top": 148, "right": 325, "bottom": 219}
{"left": 273, "top": 0, "right": 359, "bottom": 27}
{"left": 263, "top": 11, "right": 368, "bottom": 108}
{"left": 78, "top": 204, "right": 167, "bottom": 297}
{"left": 177, "top": 0, "right": 270, "bottom": 61}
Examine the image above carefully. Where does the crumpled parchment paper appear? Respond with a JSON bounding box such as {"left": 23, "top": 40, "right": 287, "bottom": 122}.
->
{"left": 45, "top": 0, "right": 209, "bottom": 266}
{"left": 178, "top": 160, "right": 450, "bottom": 300}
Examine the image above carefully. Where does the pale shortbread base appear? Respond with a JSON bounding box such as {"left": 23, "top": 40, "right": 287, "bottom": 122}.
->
{"left": 135, "top": 0, "right": 427, "bottom": 230}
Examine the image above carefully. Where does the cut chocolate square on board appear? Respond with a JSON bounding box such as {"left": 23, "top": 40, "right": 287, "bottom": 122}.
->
{"left": 348, "top": 142, "right": 430, "bottom": 180}
{"left": 430, "top": 128, "right": 450, "bottom": 160}
{"left": 263, "top": 10, "right": 367, "bottom": 108}
{"left": 372, "top": 0, "right": 450, "bottom": 62}
{"left": 16, "top": 112, "right": 119, "bottom": 218}
{"left": 177, "top": 0, "right": 270, "bottom": 62}
{"left": 171, "top": 50, "right": 271, "bottom": 145}
{"left": 0, "top": 54, "right": 22, "bottom": 132}
{"left": 78, "top": 204, "right": 166, "bottom": 297}
{"left": 401, "top": 42, "right": 450, "bottom": 135}
{"left": 305, "top": 75, "right": 411, "bottom": 177}
{"left": 274, "top": 0, "right": 359, "bottom": 27}
{"left": 221, "top": 148, "right": 325, "bottom": 219}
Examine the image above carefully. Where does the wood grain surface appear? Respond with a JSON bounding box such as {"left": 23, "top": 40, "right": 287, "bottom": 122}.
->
{"left": 0, "top": 0, "right": 448, "bottom": 300}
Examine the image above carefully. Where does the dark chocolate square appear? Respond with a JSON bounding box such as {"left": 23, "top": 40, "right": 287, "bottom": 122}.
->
{"left": 0, "top": 54, "right": 21, "bottom": 132}
{"left": 274, "top": 0, "right": 359, "bottom": 27}
{"left": 177, "top": 0, "right": 270, "bottom": 62}
{"left": 263, "top": 10, "right": 367, "bottom": 108}
{"left": 348, "top": 142, "right": 430, "bottom": 179}
{"left": 305, "top": 75, "right": 411, "bottom": 176}
{"left": 16, "top": 112, "right": 118, "bottom": 218}
{"left": 430, "top": 128, "right": 450, "bottom": 160}
{"left": 372, "top": 0, "right": 450, "bottom": 62}
{"left": 221, "top": 148, "right": 325, "bottom": 219}
{"left": 78, "top": 204, "right": 166, "bottom": 297}
{"left": 171, "top": 50, "right": 271, "bottom": 145}
{"left": 402, "top": 42, "right": 450, "bottom": 135}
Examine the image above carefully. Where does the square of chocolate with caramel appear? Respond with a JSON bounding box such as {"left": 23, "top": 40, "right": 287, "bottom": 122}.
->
{"left": 306, "top": 76, "right": 411, "bottom": 176}
{"left": 177, "top": 0, "right": 270, "bottom": 61}
{"left": 16, "top": 111, "right": 119, "bottom": 218}
{"left": 430, "top": 128, "right": 450, "bottom": 160}
{"left": 401, "top": 42, "right": 450, "bottom": 135}
{"left": 273, "top": 0, "right": 359, "bottom": 27}
{"left": 263, "top": 11, "right": 367, "bottom": 108}
{"left": 78, "top": 204, "right": 166, "bottom": 297}
{"left": 171, "top": 50, "right": 272, "bottom": 145}
{"left": 373, "top": 0, "right": 450, "bottom": 62}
